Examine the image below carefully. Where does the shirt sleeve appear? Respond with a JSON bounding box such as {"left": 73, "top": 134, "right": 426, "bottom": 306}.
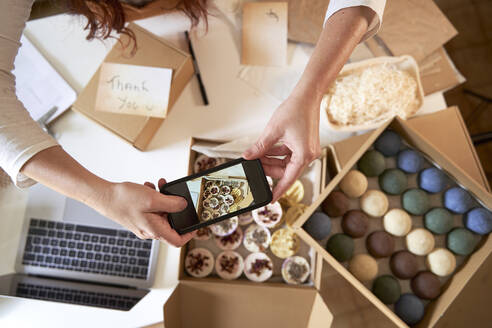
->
{"left": 324, "top": 0, "right": 387, "bottom": 42}
{"left": 0, "top": 0, "right": 59, "bottom": 188}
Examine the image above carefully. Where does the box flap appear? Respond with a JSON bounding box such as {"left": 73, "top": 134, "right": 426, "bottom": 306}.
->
{"left": 307, "top": 293, "right": 334, "bottom": 328}
{"left": 164, "top": 280, "right": 333, "bottom": 328}
{"left": 163, "top": 285, "right": 182, "bottom": 328}
{"left": 406, "top": 106, "right": 490, "bottom": 191}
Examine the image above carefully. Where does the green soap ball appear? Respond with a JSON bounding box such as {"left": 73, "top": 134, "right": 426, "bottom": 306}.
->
{"left": 372, "top": 275, "right": 401, "bottom": 304}
{"left": 402, "top": 189, "right": 430, "bottom": 215}
{"left": 358, "top": 150, "right": 386, "bottom": 177}
{"left": 447, "top": 228, "right": 480, "bottom": 255}
{"left": 326, "top": 233, "right": 354, "bottom": 262}
{"left": 379, "top": 169, "right": 408, "bottom": 195}
{"left": 425, "top": 208, "right": 454, "bottom": 234}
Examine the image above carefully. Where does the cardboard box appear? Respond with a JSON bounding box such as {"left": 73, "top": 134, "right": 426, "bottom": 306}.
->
{"left": 163, "top": 138, "right": 333, "bottom": 328}
{"left": 163, "top": 280, "right": 332, "bottom": 328}
{"left": 316, "top": 107, "right": 491, "bottom": 327}
{"left": 293, "top": 111, "right": 492, "bottom": 327}
{"left": 72, "top": 23, "right": 194, "bottom": 150}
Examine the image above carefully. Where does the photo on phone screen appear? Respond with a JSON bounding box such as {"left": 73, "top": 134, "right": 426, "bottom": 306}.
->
{"left": 186, "top": 164, "right": 254, "bottom": 221}
{"left": 161, "top": 159, "right": 272, "bottom": 234}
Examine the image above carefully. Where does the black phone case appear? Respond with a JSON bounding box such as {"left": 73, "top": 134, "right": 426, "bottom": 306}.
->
{"left": 160, "top": 158, "right": 272, "bottom": 235}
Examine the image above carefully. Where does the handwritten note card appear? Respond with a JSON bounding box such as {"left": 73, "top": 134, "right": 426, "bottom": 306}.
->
{"left": 95, "top": 63, "right": 173, "bottom": 118}
{"left": 242, "top": 2, "right": 287, "bottom": 66}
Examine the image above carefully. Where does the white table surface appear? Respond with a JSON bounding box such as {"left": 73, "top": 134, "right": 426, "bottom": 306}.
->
{"left": 0, "top": 5, "right": 447, "bottom": 328}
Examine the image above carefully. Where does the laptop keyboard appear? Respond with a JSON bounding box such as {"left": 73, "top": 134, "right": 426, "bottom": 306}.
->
{"left": 22, "top": 218, "right": 153, "bottom": 280}
{"left": 16, "top": 282, "right": 141, "bottom": 311}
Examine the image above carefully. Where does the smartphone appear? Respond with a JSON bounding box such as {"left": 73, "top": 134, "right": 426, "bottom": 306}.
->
{"left": 160, "top": 158, "right": 272, "bottom": 235}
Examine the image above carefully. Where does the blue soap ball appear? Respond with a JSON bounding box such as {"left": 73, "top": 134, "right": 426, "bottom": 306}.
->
{"left": 303, "top": 211, "right": 332, "bottom": 240}
{"left": 444, "top": 187, "right": 475, "bottom": 214}
{"left": 394, "top": 293, "right": 425, "bottom": 326}
{"left": 375, "top": 130, "right": 402, "bottom": 157}
{"left": 397, "top": 149, "right": 423, "bottom": 174}
{"left": 419, "top": 167, "right": 448, "bottom": 193}
{"left": 464, "top": 208, "right": 492, "bottom": 235}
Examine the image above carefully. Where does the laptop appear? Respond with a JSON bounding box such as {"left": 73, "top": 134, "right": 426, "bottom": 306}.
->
{"left": 0, "top": 185, "right": 160, "bottom": 311}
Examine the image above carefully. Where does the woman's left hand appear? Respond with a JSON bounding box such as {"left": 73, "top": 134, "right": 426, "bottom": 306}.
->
{"left": 243, "top": 91, "right": 321, "bottom": 202}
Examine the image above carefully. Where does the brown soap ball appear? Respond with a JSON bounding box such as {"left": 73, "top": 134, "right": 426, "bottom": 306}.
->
{"left": 411, "top": 271, "right": 442, "bottom": 300}
{"left": 342, "top": 210, "right": 369, "bottom": 238}
{"left": 349, "top": 254, "right": 379, "bottom": 282}
{"left": 366, "top": 231, "right": 395, "bottom": 258}
{"left": 322, "top": 191, "right": 350, "bottom": 217}
{"left": 390, "top": 251, "right": 419, "bottom": 279}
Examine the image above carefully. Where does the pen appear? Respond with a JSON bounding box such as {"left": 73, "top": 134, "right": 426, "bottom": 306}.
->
{"left": 185, "top": 31, "right": 209, "bottom": 106}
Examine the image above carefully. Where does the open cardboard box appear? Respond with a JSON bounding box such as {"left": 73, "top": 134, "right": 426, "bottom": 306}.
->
{"left": 314, "top": 107, "right": 491, "bottom": 327}
{"left": 292, "top": 109, "right": 492, "bottom": 328}
{"left": 163, "top": 138, "right": 333, "bottom": 328}
{"left": 72, "top": 23, "right": 194, "bottom": 150}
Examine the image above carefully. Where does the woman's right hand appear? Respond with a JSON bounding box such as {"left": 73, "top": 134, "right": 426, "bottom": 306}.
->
{"left": 96, "top": 178, "right": 195, "bottom": 247}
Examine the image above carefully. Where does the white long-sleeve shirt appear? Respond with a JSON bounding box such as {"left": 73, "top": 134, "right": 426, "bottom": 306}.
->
{"left": 0, "top": 0, "right": 385, "bottom": 188}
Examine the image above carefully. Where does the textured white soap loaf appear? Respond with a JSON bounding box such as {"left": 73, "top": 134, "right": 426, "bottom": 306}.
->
{"left": 320, "top": 56, "right": 424, "bottom": 131}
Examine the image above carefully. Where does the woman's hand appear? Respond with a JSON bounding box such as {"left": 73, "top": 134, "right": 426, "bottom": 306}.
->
{"left": 243, "top": 7, "right": 374, "bottom": 202}
{"left": 97, "top": 178, "right": 195, "bottom": 247}
{"left": 243, "top": 90, "right": 321, "bottom": 202}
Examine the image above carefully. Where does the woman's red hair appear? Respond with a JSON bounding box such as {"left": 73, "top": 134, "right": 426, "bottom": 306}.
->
{"left": 66, "top": 0, "right": 208, "bottom": 46}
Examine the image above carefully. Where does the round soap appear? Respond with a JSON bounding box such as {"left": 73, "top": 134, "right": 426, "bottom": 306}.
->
{"left": 383, "top": 209, "right": 412, "bottom": 237}
{"left": 348, "top": 254, "right": 379, "bottom": 282}
{"left": 303, "top": 212, "right": 332, "bottom": 241}
{"left": 283, "top": 180, "right": 304, "bottom": 203}
{"left": 342, "top": 210, "right": 369, "bottom": 238}
{"left": 374, "top": 130, "right": 402, "bottom": 157}
{"left": 379, "top": 169, "right": 408, "bottom": 195}
{"left": 411, "top": 271, "right": 441, "bottom": 300}
{"left": 322, "top": 191, "right": 350, "bottom": 217}
{"left": 464, "top": 207, "right": 492, "bottom": 235}
{"left": 394, "top": 294, "right": 425, "bottom": 326}
{"left": 360, "top": 190, "right": 389, "bottom": 217}
{"left": 402, "top": 189, "right": 431, "bottom": 216}
{"left": 357, "top": 150, "right": 386, "bottom": 177}
{"left": 444, "top": 187, "right": 475, "bottom": 214}
{"left": 419, "top": 167, "right": 448, "bottom": 193}
{"left": 424, "top": 208, "right": 454, "bottom": 235}
{"left": 339, "top": 170, "right": 368, "bottom": 198}
{"left": 426, "top": 248, "right": 456, "bottom": 277}
{"left": 390, "top": 251, "right": 419, "bottom": 279}
{"left": 372, "top": 275, "right": 401, "bottom": 304}
{"left": 366, "top": 231, "right": 395, "bottom": 258}
{"left": 326, "top": 234, "right": 354, "bottom": 262}
{"left": 270, "top": 228, "right": 300, "bottom": 259}
{"left": 447, "top": 228, "right": 480, "bottom": 256}
{"left": 397, "top": 149, "right": 423, "bottom": 174}
{"left": 406, "top": 228, "right": 435, "bottom": 256}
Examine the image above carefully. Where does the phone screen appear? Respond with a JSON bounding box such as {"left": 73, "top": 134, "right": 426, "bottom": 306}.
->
{"left": 186, "top": 162, "right": 255, "bottom": 220}
{"left": 161, "top": 159, "right": 271, "bottom": 234}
